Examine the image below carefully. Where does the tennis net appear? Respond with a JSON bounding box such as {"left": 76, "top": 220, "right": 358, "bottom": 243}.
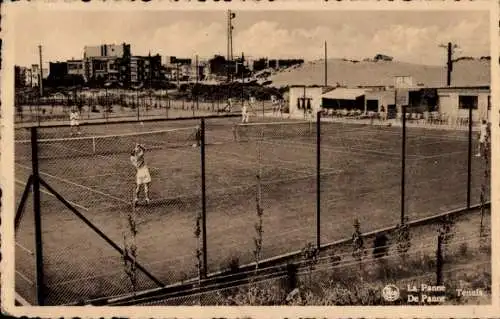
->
{"left": 231, "top": 120, "right": 315, "bottom": 142}
{"left": 15, "top": 126, "right": 200, "bottom": 160}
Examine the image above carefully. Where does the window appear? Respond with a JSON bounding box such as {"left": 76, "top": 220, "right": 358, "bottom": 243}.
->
{"left": 297, "top": 98, "right": 311, "bottom": 109}
{"left": 94, "top": 61, "right": 106, "bottom": 71}
{"left": 458, "top": 95, "right": 478, "bottom": 109}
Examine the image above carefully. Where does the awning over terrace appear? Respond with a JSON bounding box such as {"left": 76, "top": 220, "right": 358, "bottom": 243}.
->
{"left": 321, "top": 88, "right": 366, "bottom": 110}
{"left": 321, "top": 88, "right": 366, "bottom": 100}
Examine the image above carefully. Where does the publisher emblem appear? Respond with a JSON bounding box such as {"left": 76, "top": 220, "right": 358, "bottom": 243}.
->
{"left": 382, "top": 284, "right": 400, "bottom": 302}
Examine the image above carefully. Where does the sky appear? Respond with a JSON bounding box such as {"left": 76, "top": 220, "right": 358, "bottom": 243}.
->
{"left": 12, "top": 9, "right": 490, "bottom": 67}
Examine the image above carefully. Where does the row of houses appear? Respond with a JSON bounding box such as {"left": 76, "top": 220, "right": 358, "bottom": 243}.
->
{"left": 289, "top": 85, "right": 491, "bottom": 122}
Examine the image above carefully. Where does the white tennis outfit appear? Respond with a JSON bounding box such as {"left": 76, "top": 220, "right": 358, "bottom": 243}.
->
{"left": 131, "top": 152, "right": 151, "bottom": 185}
{"left": 242, "top": 105, "right": 249, "bottom": 123}
{"left": 479, "top": 123, "right": 488, "bottom": 143}
{"left": 70, "top": 111, "right": 80, "bottom": 127}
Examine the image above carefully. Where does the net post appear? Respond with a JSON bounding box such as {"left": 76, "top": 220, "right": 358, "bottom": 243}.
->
{"left": 31, "top": 126, "right": 45, "bottom": 306}
{"left": 401, "top": 102, "right": 406, "bottom": 225}
{"left": 316, "top": 111, "right": 321, "bottom": 250}
{"left": 467, "top": 105, "right": 472, "bottom": 209}
{"left": 200, "top": 118, "right": 208, "bottom": 279}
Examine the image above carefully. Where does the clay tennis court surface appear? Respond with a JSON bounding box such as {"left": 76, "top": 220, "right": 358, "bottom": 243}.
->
{"left": 14, "top": 117, "right": 490, "bottom": 305}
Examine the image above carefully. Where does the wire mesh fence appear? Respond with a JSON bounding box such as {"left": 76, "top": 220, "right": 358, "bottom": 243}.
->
{"left": 15, "top": 91, "right": 277, "bottom": 125}
{"left": 14, "top": 111, "right": 491, "bottom": 306}
{"left": 131, "top": 210, "right": 491, "bottom": 306}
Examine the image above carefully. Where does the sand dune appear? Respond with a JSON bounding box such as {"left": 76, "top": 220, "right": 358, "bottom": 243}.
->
{"left": 268, "top": 59, "right": 490, "bottom": 88}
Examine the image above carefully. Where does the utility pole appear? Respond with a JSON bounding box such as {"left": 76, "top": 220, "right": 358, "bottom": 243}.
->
{"left": 148, "top": 52, "right": 152, "bottom": 110}
{"left": 324, "top": 41, "right": 328, "bottom": 87}
{"left": 439, "top": 42, "right": 458, "bottom": 87}
{"left": 38, "top": 45, "right": 44, "bottom": 97}
{"left": 148, "top": 52, "right": 152, "bottom": 89}
{"left": 227, "top": 11, "right": 230, "bottom": 82}
{"left": 240, "top": 52, "right": 245, "bottom": 109}
{"left": 227, "top": 10, "right": 236, "bottom": 82}
{"left": 195, "top": 55, "right": 199, "bottom": 114}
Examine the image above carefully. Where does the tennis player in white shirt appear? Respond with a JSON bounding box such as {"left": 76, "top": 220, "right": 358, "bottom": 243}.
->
{"left": 69, "top": 108, "right": 81, "bottom": 136}
{"left": 476, "top": 119, "right": 489, "bottom": 157}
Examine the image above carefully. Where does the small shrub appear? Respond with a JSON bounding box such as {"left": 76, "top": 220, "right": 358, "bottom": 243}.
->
{"left": 224, "top": 284, "right": 285, "bottom": 306}
{"left": 395, "top": 221, "right": 411, "bottom": 259}
{"left": 438, "top": 215, "right": 456, "bottom": 260}
{"left": 301, "top": 243, "right": 319, "bottom": 284}
{"left": 351, "top": 218, "right": 364, "bottom": 261}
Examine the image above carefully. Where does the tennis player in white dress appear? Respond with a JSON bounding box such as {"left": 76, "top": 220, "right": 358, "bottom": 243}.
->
{"left": 130, "top": 144, "right": 151, "bottom": 205}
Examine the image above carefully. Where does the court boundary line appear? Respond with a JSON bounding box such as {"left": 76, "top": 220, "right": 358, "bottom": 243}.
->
{"left": 15, "top": 166, "right": 125, "bottom": 204}
{"left": 209, "top": 131, "right": 406, "bottom": 161}
{"left": 16, "top": 270, "right": 34, "bottom": 286}
{"left": 15, "top": 242, "right": 34, "bottom": 255}
{"left": 15, "top": 292, "right": 32, "bottom": 306}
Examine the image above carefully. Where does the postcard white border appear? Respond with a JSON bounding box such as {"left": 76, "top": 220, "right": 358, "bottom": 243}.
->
{"left": 1, "top": 0, "right": 498, "bottom": 317}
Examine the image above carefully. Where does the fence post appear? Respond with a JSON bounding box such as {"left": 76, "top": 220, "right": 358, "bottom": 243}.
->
{"left": 316, "top": 111, "right": 321, "bottom": 250}
{"left": 136, "top": 95, "right": 140, "bottom": 121}
{"left": 401, "top": 103, "right": 406, "bottom": 225}
{"left": 166, "top": 98, "right": 169, "bottom": 119}
{"left": 262, "top": 100, "right": 265, "bottom": 117}
{"left": 200, "top": 118, "right": 208, "bottom": 278}
{"left": 436, "top": 233, "right": 443, "bottom": 286}
{"left": 467, "top": 105, "right": 472, "bottom": 209}
{"left": 31, "top": 127, "right": 45, "bottom": 305}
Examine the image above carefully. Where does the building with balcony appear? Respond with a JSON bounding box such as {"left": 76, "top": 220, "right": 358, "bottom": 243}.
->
{"left": 130, "top": 54, "right": 162, "bottom": 87}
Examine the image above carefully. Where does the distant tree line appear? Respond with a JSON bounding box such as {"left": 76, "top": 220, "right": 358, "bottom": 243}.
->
{"left": 175, "top": 83, "right": 284, "bottom": 101}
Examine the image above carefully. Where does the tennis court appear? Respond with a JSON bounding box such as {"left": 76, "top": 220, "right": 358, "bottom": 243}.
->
{"left": 14, "top": 116, "right": 490, "bottom": 305}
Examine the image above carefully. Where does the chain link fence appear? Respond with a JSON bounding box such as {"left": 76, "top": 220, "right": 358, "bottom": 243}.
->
{"left": 131, "top": 209, "right": 491, "bottom": 305}
{"left": 14, "top": 111, "right": 490, "bottom": 305}
{"left": 15, "top": 89, "right": 277, "bottom": 125}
